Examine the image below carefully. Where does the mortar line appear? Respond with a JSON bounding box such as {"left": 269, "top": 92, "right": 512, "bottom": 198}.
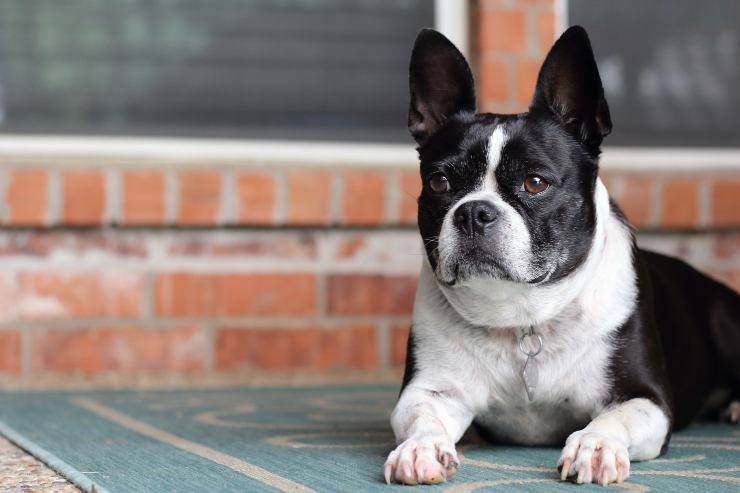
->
{"left": 0, "top": 167, "right": 8, "bottom": 222}
{"left": 47, "top": 168, "right": 61, "bottom": 226}
{"left": 219, "top": 168, "right": 236, "bottom": 226}
{"left": 165, "top": 169, "right": 178, "bottom": 224}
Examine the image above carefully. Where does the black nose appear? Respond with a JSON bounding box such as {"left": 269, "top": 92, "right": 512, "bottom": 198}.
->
{"left": 453, "top": 200, "right": 498, "bottom": 235}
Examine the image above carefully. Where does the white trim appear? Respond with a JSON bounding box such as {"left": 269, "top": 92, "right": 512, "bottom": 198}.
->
{"left": 0, "top": 135, "right": 418, "bottom": 168}
{"left": 0, "top": 135, "right": 738, "bottom": 171}
{"left": 554, "top": 0, "right": 569, "bottom": 36}
{"left": 600, "top": 147, "right": 740, "bottom": 172}
{"left": 434, "top": 0, "right": 469, "bottom": 57}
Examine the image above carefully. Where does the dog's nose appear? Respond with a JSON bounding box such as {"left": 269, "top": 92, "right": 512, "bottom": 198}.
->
{"left": 453, "top": 200, "right": 498, "bottom": 235}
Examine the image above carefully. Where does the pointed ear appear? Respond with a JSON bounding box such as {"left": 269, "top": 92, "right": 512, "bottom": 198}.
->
{"left": 530, "top": 26, "right": 612, "bottom": 147}
{"left": 408, "top": 29, "right": 476, "bottom": 145}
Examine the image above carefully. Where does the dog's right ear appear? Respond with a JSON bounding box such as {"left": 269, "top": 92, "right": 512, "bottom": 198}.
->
{"left": 408, "top": 29, "right": 476, "bottom": 145}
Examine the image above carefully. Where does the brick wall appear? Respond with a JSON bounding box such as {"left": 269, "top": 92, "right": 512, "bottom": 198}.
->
{"left": 0, "top": 2, "right": 738, "bottom": 383}
{"left": 1, "top": 163, "right": 739, "bottom": 232}
{"left": 0, "top": 158, "right": 737, "bottom": 380}
{"left": 475, "top": 0, "right": 558, "bottom": 114}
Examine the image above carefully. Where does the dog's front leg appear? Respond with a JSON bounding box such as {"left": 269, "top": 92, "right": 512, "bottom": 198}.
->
{"left": 558, "top": 398, "right": 670, "bottom": 485}
{"left": 384, "top": 383, "right": 473, "bottom": 485}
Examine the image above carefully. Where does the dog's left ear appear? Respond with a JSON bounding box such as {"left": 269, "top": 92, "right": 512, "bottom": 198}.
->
{"left": 530, "top": 26, "right": 612, "bottom": 148}
{"left": 408, "top": 29, "right": 476, "bottom": 145}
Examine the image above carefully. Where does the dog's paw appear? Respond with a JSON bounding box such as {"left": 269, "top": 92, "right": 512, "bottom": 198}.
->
{"left": 557, "top": 431, "right": 630, "bottom": 486}
{"left": 383, "top": 434, "right": 459, "bottom": 485}
{"left": 720, "top": 401, "right": 739, "bottom": 424}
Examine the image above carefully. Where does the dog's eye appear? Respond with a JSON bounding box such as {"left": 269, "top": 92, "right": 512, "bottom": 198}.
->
{"left": 429, "top": 173, "right": 450, "bottom": 193}
{"left": 523, "top": 175, "right": 549, "bottom": 194}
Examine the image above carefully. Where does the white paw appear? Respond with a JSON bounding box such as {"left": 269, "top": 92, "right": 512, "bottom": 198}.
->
{"left": 383, "top": 434, "right": 459, "bottom": 485}
{"left": 557, "top": 431, "right": 630, "bottom": 486}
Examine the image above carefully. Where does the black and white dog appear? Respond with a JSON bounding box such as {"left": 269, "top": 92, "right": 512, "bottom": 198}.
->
{"left": 385, "top": 26, "right": 740, "bottom": 486}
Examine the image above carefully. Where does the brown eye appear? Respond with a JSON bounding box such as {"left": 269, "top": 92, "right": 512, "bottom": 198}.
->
{"left": 523, "top": 175, "right": 549, "bottom": 194}
{"left": 429, "top": 173, "right": 450, "bottom": 193}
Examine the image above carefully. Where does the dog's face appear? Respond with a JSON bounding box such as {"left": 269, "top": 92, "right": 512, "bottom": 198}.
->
{"left": 409, "top": 27, "right": 612, "bottom": 287}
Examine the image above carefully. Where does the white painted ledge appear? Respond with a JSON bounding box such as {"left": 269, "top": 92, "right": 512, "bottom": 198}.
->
{"left": 0, "top": 135, "right": 417, "bottom": 168}
{"left": 0, "top": 135, "right": 738, "bottom": 171}
{"left": 600, "top": 147, "right": 740, "bottom": 172}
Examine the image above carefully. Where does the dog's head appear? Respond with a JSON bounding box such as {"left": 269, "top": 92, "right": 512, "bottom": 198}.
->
{"left": 410, "top": 26, "right": 612, "bottom": 288}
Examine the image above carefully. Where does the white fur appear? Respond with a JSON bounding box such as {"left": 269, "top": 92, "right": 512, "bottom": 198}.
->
{"left": 483, "top": 126, "right": 507, "bottom": 191}
{"left": 558, "top": 398, "right": 669, "bottom": 483}
{"left": 386, "top": 178, "right": 671, "bottom": 485}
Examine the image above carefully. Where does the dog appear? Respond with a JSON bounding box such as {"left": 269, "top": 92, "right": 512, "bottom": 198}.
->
{"left": 384, "top": 26, "right": 740, "bottom": 486}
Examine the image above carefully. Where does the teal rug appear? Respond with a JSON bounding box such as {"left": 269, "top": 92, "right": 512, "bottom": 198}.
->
{"left": 0, "top": 386, "right": 737, "bottom": 492}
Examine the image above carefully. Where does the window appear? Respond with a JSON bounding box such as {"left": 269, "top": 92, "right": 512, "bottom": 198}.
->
{"left": 0, "top": 0, "right": 433, "bottom": 142}
{"left": 569, "top": 0, "right": 740, "bottom": 147}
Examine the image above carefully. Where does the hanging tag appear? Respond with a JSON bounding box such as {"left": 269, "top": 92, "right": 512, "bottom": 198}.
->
{"left": 519, "top": 327, "right": 543, "bottom": 402}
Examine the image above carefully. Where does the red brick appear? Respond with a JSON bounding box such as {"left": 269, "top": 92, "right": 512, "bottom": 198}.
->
{"left": 711, "top": 178, "right": 740, "bottom": 227}
{"left": 480, "top": 59, "right": 510, "bottom": 104}
{"left": 660, "top": 179, "right": 699, "bottom": 228}
{"left": 178, "top": 171, "right": 221, "bottom": 225}
{"left": 341, "top": 171, "right": 386, "bottom": 225}
{"left": 515, "top": 59, "right": 541, "bottom": 105}
{"left": 62, "top": 170, "right": 105, "bottom": 225}
{"left": 0, "top": 331, "right": 21, "bottom": 374}
{"left": 327, "top": 275, "right": 417, "bottom": 315}
{"left": 537, "top": 10, "right": 555, "bottom": 54}
{"left": 18, "top": 271, "right": 144, "bottom": 319}
{"left": 713, "top": 233, "right": 740, "bottom": 260}
{"left": 236, "top": 172, "right": 275, "bottom": 224}
{"left": 121, "top": 170, "right": 165, "bottom": 225}
{"left": 287, "top": 170, "right": 332, "bottom": 225}
{"left": 619, "top": 176, "right": 653, "bottom": 228}
{"left": 155, "top": 273, "right": 316, "bottom": 317}
{"left": 479, "top": 9, "right": 527, "bottom": 55}
{"left": 215, "top": 325, "right": 377, "bottom": 371}
{"left": 334, "top": 236, "right": 367, "bottom": 259}
{"left": 397, "top": 171, "right": 421, "bottom": 224}
{"left": 390, "top": 325, "right": 410, "bottom": 367}
{"left": 6, "top": 169, "right": 48, "bottom": 225}
{"left": 32, "top": 326, "right": 206, "bottom": 373}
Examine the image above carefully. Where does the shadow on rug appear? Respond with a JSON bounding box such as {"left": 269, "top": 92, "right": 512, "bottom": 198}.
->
{"left": 0, "top": 386, "right": 737, "bottom": 492}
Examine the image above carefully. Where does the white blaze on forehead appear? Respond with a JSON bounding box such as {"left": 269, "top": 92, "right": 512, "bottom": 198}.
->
{"left": 484, "top": 126, "right": 508, "bottom": 191}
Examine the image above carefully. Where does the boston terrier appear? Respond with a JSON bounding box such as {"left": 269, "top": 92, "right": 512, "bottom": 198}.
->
{"left": 384, "top": 26, "right": 740, "bottom": 486}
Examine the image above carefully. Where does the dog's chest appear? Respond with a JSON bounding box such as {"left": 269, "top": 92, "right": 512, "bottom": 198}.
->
{"left": 474, "top": 400, "right": 592, "bottom": 445}
{"left": 432, "top": 325, "right": 614, "bottom": 445}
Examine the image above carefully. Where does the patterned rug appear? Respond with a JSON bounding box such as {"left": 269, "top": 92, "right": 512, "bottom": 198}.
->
{"left": 0, "top": 386, "right": 737, "bottom": 492}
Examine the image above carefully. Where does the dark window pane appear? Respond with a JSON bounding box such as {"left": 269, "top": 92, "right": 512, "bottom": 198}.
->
{"left": 569, "top": 0, "right": 740, "bottom": 147}
{"left": 0, "top": 0, "right": 433, "bottom": 141}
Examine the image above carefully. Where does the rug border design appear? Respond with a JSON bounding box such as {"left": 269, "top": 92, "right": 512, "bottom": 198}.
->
{"left": 0, "top": 419, "right": 111, "bottom": 493}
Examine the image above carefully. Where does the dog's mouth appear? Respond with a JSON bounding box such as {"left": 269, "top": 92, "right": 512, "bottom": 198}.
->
{"left": 436, "top": 252, "right": 551, "bottom": 287}
{"left": 436, "top": 254, "right": 509, "bottom": 287}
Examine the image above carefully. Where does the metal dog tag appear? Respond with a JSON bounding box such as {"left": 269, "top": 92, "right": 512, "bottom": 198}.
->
{"left": 519, "top": 327, "right": 543, "bottom": 402}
